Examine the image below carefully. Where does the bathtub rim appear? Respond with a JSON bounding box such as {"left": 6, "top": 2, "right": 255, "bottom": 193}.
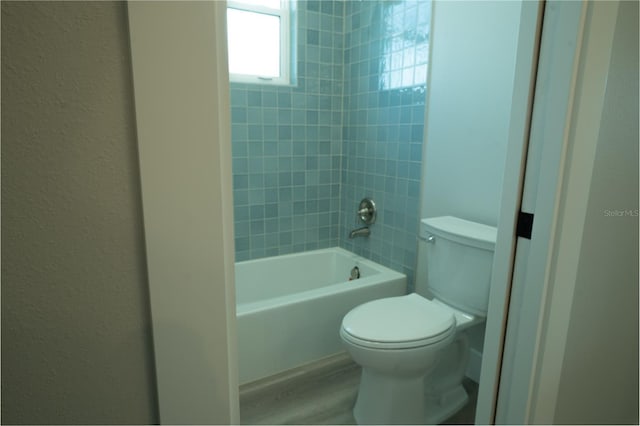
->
{"left": 235, "top": 247, "right": 407, "bottom": 316}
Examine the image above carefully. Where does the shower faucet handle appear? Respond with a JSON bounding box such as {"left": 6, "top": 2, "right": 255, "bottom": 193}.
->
{"left": 357, "top": 198, "right": 376, "bottom": 225}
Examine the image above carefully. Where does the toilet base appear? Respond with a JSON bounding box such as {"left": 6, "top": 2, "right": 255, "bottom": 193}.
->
{"left": 353, "top": 369, "right": 427, "bottom": 425}
{"left": 424, "top": 384, "right": 469, "bottom": 425}
{"left": 352, "top": 370, "right": 469, "bottom": 425}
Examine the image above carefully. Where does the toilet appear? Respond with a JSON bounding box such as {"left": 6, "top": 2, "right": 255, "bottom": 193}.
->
{"left": 340, "top": 216, "right": 497, "bottom": 425}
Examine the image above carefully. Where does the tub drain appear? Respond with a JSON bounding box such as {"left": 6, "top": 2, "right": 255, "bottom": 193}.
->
{"left": 349, "top": 266, "right": 360, "bottom": 281}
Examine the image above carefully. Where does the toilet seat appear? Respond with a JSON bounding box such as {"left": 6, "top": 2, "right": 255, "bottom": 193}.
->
{"left": 341, "top": 293, "right": 456, "bottom": 349}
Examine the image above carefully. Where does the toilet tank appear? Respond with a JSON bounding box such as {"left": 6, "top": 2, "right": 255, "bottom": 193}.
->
{"left": 415, "top": 216, "right": 497, "bottom": 317}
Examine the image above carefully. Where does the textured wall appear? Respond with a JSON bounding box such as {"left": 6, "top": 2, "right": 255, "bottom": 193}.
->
{"left": 231, "top": 0, "right": 344, "bottom": 261}
{"left": 1, "top": 2, "right": 158, "bottom": 424}
{"left": 554, "top": 1, "right": 639, "bottom": 422}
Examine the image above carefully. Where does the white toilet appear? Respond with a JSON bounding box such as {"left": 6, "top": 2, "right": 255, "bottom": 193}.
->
{"left": 340, "top": 216, "right": 497, "bottom": 425}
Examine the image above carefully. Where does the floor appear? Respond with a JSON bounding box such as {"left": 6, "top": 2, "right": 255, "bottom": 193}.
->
{"left": 240, "top": 354, "right": 478, "bottom": 425}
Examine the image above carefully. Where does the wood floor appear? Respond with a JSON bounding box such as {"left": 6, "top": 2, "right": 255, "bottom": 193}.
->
{"left": 239, "top": 353, "right": 478, "bottom": 425}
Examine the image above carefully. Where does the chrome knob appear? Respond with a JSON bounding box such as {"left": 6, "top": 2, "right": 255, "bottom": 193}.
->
{"left": 357, "top": 198, "right": 376, "bottom": 225}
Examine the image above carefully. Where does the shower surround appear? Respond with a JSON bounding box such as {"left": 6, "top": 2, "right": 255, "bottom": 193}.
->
{"left": 230, "top": 0, "right": 430, "bottom": 287}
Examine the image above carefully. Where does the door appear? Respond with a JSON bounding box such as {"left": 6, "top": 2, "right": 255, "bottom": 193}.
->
{"left": 478, "top": 1, "right": 631, "bottom": 424}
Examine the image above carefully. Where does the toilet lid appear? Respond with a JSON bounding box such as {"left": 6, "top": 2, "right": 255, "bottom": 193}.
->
{"left": 341, "top": 294, "right": 456, "bottom": 349}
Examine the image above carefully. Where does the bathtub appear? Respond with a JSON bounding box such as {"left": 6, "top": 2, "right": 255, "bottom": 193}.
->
{"left": 235, "top": 247, "right": 406, "bottom": 385}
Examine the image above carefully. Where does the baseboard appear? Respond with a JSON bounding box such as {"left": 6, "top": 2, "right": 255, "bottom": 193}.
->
{"left": 240, "top": 351, "right": 354, "bottom": 396}
{"left": 465, "top": 348, "right": 482, "bottom": 383}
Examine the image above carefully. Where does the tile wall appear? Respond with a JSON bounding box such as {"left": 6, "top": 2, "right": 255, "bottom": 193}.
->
{"left": 230, "top": 0, "right": 430, "bottom": 288}
{"left": 339, "top": 0, "right": 430, "bottom": 289}
{"left": 230, "top": 0, "right": 345, "bottom": 261}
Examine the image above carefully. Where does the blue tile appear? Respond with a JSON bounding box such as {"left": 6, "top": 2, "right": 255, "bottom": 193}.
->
{"left": 262, "top": 92, "right": 278, "bottom": 107}
{"left": 235, "top": 220, "right": 250, "bottom": 237}
{"left": 408, "top": 180, "right": 420, "bottom": 198}
{"left": 275, "top": 140, "right": 291, "bottom": 157}
{"left": 248, "top": 142, "right": 263, "bottom": 156}
{"left": 248, "top": 189, "right": 265, "bottom": 204}
{"left": 248, "top": 125, "right": 262, "bottom": 141}
{"left": 307, "top": 1, "right": 320, "bottom": 12}
{"left": 236, "top": 251, "right": 251, "bottom": 262}
{"left": 278, "top": 156, "right": 292, "bottom": 170}
{"left": 234, "top": 190, "right": 248, "bottom": 206}
{"left": 320, "top": 1, "right": 333, "bottom": 15}
{"left": 411, "top": 124, "right": 424, "bottom": 142}
{"left": 247, "top": 158, "right": 264, "bottom": 174}
{"left": 410, "top": 143, "right": 422, "bottom": 161}
{"left": 264, "top": 217, "right": 280, "bottom": 234}
{"left": 265, "top": 204, "right": 279, "bottom": 218}
{"left": 233, "top": 174, "right": 249, "bottom": 190}
{"left": 229, "top": 0, "right": 427, "bottom": 279}
{"left": 248, "top": 108, "right": 264, "bottom": 124}
{"left": 280, "top": 231, "right": 293, "bottom": 245}
{"left": 250, "top": 220, "right": 265, "bottom": 234}
{"left": 307, "top": 29, "right": 319, "bottom": 45}
{"left": 234, "top": 206, "right": 250, "bottom": 221}
{"left": 292, "top": 171, "right": 306, "bottom": 186}
{"left": 279, "top": 201, "right": 293, "bottom": 216}
{"left": 264, "top": 141, "right": 278, "bottom": 156}
{"left": 247, "top": 91, "right": 262, "bottom": 106}
{"left": 278, "top": 92, "right": 292, "bottom": 108}
{"left": 235, "top": 237, "right": 250, "bottom": 251}
{"left": 279, "top": 187, "right": 292, "bottom": 202}
{"left": 278, "top": 172, "right": 292, "bottom": 186}
{"left": 279, "top": 125, "right": 292, "bottom": 140}
{"left": 292, "top": 201, "right": 305, "bottom": 214}
{"left": 250, "top": 205, "right": 264, "bottom": 220}
{"left": 264, "top": 172, "right": 279, "bottom": 187}
{"left": 265, "top": 233, "right": 280, "bottom": 248}
{"left": 265, "top": 188, "right": 278, "bottom": 203}
{"left": 233, "top": 158, "right": 248, "bottom": 173}
{"left": 408, "top": 162, "right": 421, "bottom": 180}
{"left": 292, "top": 186, "right": 306, "bottom": 201}
{"left": 232, "top": 107, "right": 247, "bottom": 123}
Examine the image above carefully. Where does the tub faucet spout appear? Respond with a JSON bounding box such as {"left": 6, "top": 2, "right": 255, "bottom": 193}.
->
{"left": 349, "top": 226, "right": 370, "bottom": 239}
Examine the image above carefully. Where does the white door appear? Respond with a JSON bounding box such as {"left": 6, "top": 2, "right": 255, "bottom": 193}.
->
{"left": 478, "top": 1, "right": 588, "bottom": 422}
{"left": 479, "top": 0, "right": 637, "bottom": 424}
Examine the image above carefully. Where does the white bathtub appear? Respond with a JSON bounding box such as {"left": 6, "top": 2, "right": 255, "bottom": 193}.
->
{"left": 235, "top": 247, "right": 406, "bottom": 384}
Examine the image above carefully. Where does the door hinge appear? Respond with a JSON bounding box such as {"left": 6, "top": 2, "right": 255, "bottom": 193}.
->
{"left": 516, "top": 211, "right": 534, "bottom": 239}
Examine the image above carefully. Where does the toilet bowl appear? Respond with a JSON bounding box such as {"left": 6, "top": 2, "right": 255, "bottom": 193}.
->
{"left": 340, "top": 293, "right": 481, "bottom": 425}
{"left": 340, "top": 216, "right": 497, "bottom": 425}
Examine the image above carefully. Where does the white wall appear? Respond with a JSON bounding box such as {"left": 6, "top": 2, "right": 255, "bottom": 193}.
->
{"left": 421, "top": 0, "right": 523, "bottom": 226}
{"left": 420, "top": 0, "right": 524, "bottom": 377}
{"left": 553, "top": 1, "right": 638, "bottom": 422}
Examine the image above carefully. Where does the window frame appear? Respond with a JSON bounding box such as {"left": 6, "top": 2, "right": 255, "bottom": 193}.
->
{"left": 226, "top": 0, "right": 291, "bottom": 85}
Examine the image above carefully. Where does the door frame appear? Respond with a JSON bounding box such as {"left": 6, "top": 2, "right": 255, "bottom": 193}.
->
{"left": 127, "top": 0, "right": 622, "bottom": 423}
{"left": 478, "top": 0, "right": 622, "bottom": 423}
{"left": 127, "top": 2, "right": 239, "bottom": 424}
{"left": 474, "top": 0, "right": 546, "bottom": 422}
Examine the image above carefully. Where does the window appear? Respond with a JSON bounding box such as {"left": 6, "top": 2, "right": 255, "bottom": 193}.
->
{"left": 227, "top": 0, "right": 292, "bottom": 85}
{"left": 380, "top": 1, "right": 431, "bottom": 90}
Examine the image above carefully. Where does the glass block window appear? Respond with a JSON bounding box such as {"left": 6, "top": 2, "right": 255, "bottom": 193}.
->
{"left": 380, "top": 0, "right": 431, "bottom": 90}
{"left": 227, "top": 0, "right": 293, "bottom": 85}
